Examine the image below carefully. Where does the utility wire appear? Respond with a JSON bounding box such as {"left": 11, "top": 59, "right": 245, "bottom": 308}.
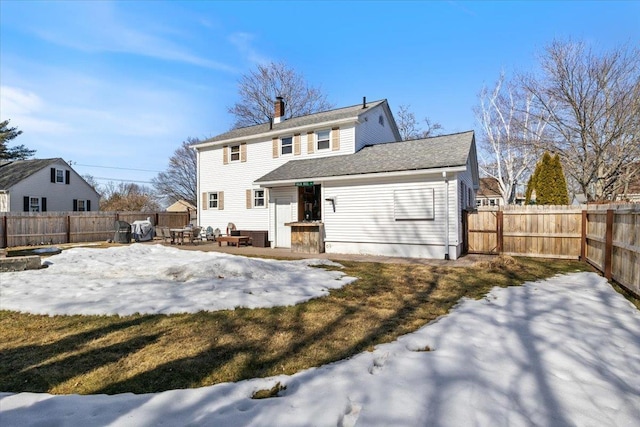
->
{"left": 93, "top": 176, "right": 154, "bottom": 184}
{"left": 71, "top": 162, "right": 162, "bottom": 173}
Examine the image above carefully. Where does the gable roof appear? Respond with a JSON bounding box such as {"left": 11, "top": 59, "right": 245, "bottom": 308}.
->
{"left": 0, "top": 158, "right": 61, "bottom": 189}
{"left": 477, "top": 177, "right": 502, "bottom": 198}
{"left": 255, "top": 131, "right": 475, "bottom": 184}
{"left": 193, "top": 99, "right": 400, "bottom": 147}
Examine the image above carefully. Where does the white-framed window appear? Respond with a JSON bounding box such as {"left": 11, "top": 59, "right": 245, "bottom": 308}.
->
{"left": 56, "top": 169, "right": 64, "bottom": 183}
{"left": 316, "top": 130, "right": 330, "bottom": 150}
{"left": 254, "top": 189, "right": 265, "bottom": 207}
{"left": 281, "top": 136, "right": 293, "bottom": 155}
{"left": 77, "top": 199, "right": 86, "bottom": 211}
{"left": 208, "top": 192, "right": 219, "bottom": 209}
{"left": 230, "top": 145, "right": 241, "bottom": 162}
{"left": 30, "top": 197, "right": 41, "bottom": 212}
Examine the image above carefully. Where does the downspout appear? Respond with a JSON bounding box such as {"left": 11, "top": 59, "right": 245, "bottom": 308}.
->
{"left": 443, "top": 171, "right": 450, "bottom": 260}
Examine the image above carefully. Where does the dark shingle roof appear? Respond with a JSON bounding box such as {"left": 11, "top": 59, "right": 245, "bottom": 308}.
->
{"left": 196, "top": 99, "right": 389, "bottom": 145}
{"left": 255, "top": 131, "right": 475, "bottom": 183}
{"left": 0, "top": 158, "right": 60, "bottom": 189}
{"left": 478, "top": 177, "right": 502, "bottom": 197}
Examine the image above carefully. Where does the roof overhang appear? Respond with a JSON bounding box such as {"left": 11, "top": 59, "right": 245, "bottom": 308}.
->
{"left": 192, "top": 117, "right": 360, "bottom": 150}
{"left": 254, "top": 165, "right": 468, "bottom": 187}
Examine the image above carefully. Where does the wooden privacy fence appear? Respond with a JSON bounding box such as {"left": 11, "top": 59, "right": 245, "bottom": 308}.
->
{"left": 466, "top": 204, "right": 640, "bottom": 296}
{"left": 0, "top": 211, "right": 189, "bottom": 248}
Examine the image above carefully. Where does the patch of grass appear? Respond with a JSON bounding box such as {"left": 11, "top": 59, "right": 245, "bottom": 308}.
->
{"left": 251, "top": 382, "right": 286, "bottom": 399}
{"left": 0, "top": 257, "right": 592, "bottom": 395}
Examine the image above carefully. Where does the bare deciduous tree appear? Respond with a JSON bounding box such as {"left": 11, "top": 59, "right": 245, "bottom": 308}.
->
{"left": 100, "top": 182, "right": 160, "bottom": 212}
{"left": 522, "top": 40, "right": 640, "bottom": 201}
{"left": 396, "top": 104, "right": 443, "bottom": 140}
{"left": 228, "top": 61, "right": 333, "bottom": 128}
{"left": 475, "top": 73, "right": 549, "bottom": 204}
{"left": 152, "top": 138, "right": 198, "bottom": 206}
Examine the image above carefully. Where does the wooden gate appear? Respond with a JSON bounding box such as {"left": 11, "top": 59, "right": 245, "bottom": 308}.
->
{"left": 465, "top": 208, "right": 500, "bottom": 254}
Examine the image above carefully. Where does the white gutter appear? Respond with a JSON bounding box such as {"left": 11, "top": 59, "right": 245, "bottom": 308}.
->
{"left": 443, "top": 171, "right": 450, "bottom": 260}
{"left": 254, "top": 165, "right": 467, "bottom": 187}
{"left": 192, "top": 117, "right": 360, "bottom": 150}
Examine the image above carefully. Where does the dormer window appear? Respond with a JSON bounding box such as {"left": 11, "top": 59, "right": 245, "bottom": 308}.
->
{"left": 281, "top": 136, "right": 293, "bottom": 155}
{"left": 230, "top": 145, "right": 241, "bottom": 162}
{"left": 316, "top": 130, "right": 330, "bottom": 151}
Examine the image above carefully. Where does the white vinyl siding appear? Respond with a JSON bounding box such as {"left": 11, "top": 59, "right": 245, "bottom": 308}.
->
{"left": 323, "top": 175, "right": 451, "bottom": 246}
{"left": 394, "top": 188, "right": 435, "bottom": 220}
{"left": 355, "top": 107, "right": 400, "bottom": 151}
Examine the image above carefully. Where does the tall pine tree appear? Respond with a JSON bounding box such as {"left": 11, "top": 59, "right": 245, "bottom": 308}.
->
{"left": 526, "top": 152, "right": 569, "bottom": 205}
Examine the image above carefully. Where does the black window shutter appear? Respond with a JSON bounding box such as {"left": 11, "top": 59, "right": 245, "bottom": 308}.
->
{"left": 73, "top": 199, "right": 78, "bottom": 211}
{"left": 50, "top": 168, "right": 56, "bottom": 183}
{"left": 42, "top": 198, "right": 47, "bottom": 212}
{"left": 87, "top": 200, "right": 91, "bottom": 211}
{"left": 24, "top": 196, "right": 29, "bottom": 212}
{"left": 65, "top": 170, "right": 70, "bottom": 185}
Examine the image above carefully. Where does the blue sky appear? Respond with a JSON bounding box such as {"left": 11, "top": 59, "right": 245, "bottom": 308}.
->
{"left": 1, "top": 1, "right": 638, "bottom": 185}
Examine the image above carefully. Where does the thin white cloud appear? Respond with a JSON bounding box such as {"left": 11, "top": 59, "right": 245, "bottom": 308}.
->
{"left": 0, "top": 86, "right": 73, "bottom": 135}
{"left": 228, "top": 32, "right": 271, "bottom": 65}
{"left": 26, "top": 2, "right": 237, "bottom": 73}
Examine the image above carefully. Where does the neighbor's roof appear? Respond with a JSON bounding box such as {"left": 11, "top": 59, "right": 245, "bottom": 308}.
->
{"left": 477, "top": 177, "right": 502, "bottom": 197}
{"left": 0, "top": 158, "right": 62, "bottom": 189}
{"left": 194, "top": 99, "right": 393, "bottom": 146}
{"left": 255, "top": 131, "right": 475, "bottom": 184}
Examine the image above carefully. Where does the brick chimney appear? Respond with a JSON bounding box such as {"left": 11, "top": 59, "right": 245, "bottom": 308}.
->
{"left": 274, "top": 96, "right": 285, "bottom": 124}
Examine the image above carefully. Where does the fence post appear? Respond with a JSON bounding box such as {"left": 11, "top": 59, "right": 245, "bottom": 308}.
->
{"left": 66, "top": 215, "right": 71, "bottom": 244}
{"left": 2, "top": 215, "right": 7, "bottom": 249}
{"left": 580, "top": 210, "right": 587, "bottom": 260}
{"left": 604, "top": 209, "right": 614, "bottom": 280}
{"left": 496, "top": 210, "right": 504, "bottom": 254}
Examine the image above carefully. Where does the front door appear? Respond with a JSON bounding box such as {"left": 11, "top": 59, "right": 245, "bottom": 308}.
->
{"left": 275, "top": 197, "right": 292, "bottom": 248}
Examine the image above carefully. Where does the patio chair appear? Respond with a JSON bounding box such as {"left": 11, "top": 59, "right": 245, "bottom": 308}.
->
{"left": 205, "top": 226, "right": 216, "bottom": 242}
{"left": 159, "top": 226, "right": 173, "bottom": 244}
{"left": 187, "top": 226, "right": 202, "bottom": 245}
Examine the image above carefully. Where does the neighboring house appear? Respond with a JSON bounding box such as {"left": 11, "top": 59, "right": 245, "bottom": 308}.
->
{"left": 193, "top": 98, "right": 479, "bottom": 260}
{"left": 476, "top": 177, "right": 503, "bottom": 207}
{"left": 0, "top": 158, "right": 100, "bottom": 212}
{"left": 166, "top": 199, "right": 196, "bottom": 212}
{"left": 166, "top": 199, "right": 197, "bottom": 223}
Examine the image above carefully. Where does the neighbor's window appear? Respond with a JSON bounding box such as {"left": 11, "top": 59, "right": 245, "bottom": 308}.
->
{"left": 56, "top": 169, "right": 64, "bottom": 183}
{"left": 254, "top": 189, "right": 265, "bottom": 207}
{"left": 281, "top": 136, "right": 293, "bottom": 155}
{"left": 316, "top": 130, "right": 330, "bottom": 150}
{"left": 208, "top": 192, "right": 219, "bottom": 209}
{"left": 30, "top": 197, "right": 40, "bottom": 212}
{"left": 230, "top": 145, "right": 240, "bottom": 162}
{"left": 77, "top": 199, "right": 86, "bottom": 211}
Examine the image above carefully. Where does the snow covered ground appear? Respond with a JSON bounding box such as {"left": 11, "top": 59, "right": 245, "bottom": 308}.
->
{"left": 1, "top": 245, "right": 639, "bottom": 426}
{"left": 0, "top": 244, "right": 356, "bottom": 315}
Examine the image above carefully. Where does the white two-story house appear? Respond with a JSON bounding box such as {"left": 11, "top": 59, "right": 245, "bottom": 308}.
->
{"left": 193, "top": 98, "right": 479, "bottom": 260}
